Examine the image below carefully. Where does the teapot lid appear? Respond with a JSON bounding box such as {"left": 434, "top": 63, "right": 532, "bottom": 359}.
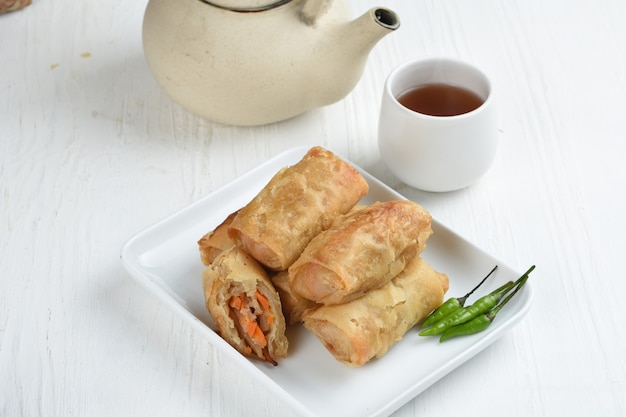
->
{"left": 201, "top": 0, "right": 292, "bottom": 12}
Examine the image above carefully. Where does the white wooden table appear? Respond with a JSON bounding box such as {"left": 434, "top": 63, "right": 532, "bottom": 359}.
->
{"left": 2, "top": 0, "right": 625, "bottom": 416}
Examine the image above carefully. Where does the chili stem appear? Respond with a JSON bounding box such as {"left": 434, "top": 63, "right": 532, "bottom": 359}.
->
{"left": 513, "top": 265, "right": 536, "bottom": 286}
{"left": 420, "top": 265, "right": 535, "bottom": 337}
{"left": 421, "top": 265, "right": 498, "bottom": 328}
{"left": 486, "top": 265, "right": 535, "bottom": 298}
{"left": 439, "top": 266, "right": 535, "bottom": 343}
{"left": 488, "top": 270, "right": 532, "bottom": 319}
{"left": 459, "top": 265, "right": 498, "bottom": 305}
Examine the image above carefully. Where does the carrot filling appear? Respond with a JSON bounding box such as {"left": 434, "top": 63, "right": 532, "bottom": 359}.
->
{"left": 229, "top": 290, "right": 276, "bottom": 364}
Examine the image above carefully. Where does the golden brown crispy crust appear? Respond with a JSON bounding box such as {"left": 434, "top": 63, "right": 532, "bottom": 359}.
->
{"left": 271, "top": 270, "right": 316, "bottom": 325}
{"left": 302, "top": 257, "right": 448, "bottom": 367}
{"left": 198, "top": 210, "right": 239, "bottom": 266}
{"left": 0, "top": 0, "right": 31, "bottom": 13}
{"left": 202, "top": 247, "right": 288, "bottom": 364}
{"left": 228, "top": 146, "right": 369, "bottom": 271}
{"left": 288, "top": 200, "right": 433, "bottom": 305}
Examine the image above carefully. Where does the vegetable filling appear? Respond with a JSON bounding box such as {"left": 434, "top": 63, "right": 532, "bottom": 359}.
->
{"left": 229, "top": 290, "right": 277, "bottom": 365}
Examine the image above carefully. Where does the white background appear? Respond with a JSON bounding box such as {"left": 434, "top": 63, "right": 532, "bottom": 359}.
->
{"left": 1, "top": 0, "right": 625, "bottom": 416}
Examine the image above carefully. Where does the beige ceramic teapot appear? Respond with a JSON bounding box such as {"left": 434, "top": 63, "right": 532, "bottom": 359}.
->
{"left": 142, "top": 0, "right": 400, "bottom": 126}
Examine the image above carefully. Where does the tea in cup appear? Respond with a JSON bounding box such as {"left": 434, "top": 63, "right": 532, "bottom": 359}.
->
{"left": 378, "top": 58, "right": 498, "bottom": 192}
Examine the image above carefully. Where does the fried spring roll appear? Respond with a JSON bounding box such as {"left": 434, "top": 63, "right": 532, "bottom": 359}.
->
{"left": 272, "top": 271, "right": 316, "bottom": 325}
{"left": 302, "top": 257, "right": 449, "bottom": 367}
{"left": 288, "top": 200, "right": 433, "bottom": 305}
{"left": 202, "top": 247, "right": 288, "bottom": 365}
{"left": 198, "top": 210, "right": 239, "bottom": 266}
{"left": 228, "top": 146, "right": 369, "bottom": 271}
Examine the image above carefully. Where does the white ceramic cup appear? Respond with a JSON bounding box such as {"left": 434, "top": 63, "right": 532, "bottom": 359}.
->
{"left": 378, "top": 58, "right": 498, "bottom": 192}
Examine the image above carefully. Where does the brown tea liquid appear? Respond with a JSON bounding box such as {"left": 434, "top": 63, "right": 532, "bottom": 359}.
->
{"left": 397, "top": 83, "right": 484, "bottom": 116}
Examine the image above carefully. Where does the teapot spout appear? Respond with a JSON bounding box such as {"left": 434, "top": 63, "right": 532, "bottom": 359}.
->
{"left": 370, "top": 8, "right": 400, "bottom": 32}
{"left": 344, "top": 8, "right": 400, "bottom": 53}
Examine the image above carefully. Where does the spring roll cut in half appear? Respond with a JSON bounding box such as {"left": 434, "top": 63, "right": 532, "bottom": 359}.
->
{"left": 198, "top": 210, "right": 239, "bottom": 266}
{"left": 289, "top": 200, "right": 433, "bottom": 305}
{"left": 302, "top": 257, "right": 449, "bottom": 367}
{"left": 228, "top": 146, "right": 369, "bottom": 271}
{"left": 202, "top": 247, "right": 288, "bottom": 365}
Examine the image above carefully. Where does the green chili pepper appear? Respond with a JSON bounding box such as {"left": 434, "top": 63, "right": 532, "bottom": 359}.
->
{"left": 439, "top": 315, "right": 493, "bottom": 342}
{"left": 420, "top": 265, "right": 536, "bottom": 337}
{"left": 439, "top": 271, "right": 531, "bottom": 342}
{"left": 418, "top": 279, "right": 515, "bottom": 336}
{"left": 420, "top": 298, "right": 464, "bottom": 329}
{"left": 422, "top": 265, "right": 535, "bottom": 337}
{"left": 421, "top": 265, "right": 498, "bottom": 328}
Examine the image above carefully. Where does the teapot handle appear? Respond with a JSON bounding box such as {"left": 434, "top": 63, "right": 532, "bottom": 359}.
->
{"left": 299, "top": 0, "right": 332, "bottom": 25}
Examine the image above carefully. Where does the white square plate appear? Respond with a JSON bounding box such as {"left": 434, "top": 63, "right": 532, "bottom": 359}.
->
{"left": 121, "top": 146, "right": 533, "bottom": 417}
